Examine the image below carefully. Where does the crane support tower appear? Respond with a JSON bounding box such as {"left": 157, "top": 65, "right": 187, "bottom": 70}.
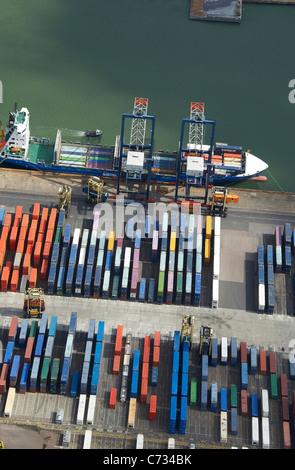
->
{"left": 82, "top": 176, "right": 109, "bottom": 203}
{"left": 23, "top": 288, "right": 45, "bottom": 318}
{"left": 58, "top": 184, "right": 71, "bottom": 215}
{"left": 199, "top": 325, "right": 213, "bottom": 356}
{"left": 181, "top": 315, "right": 194, "bottom": 350}
{"left": 175, "top": 102, "right": 216, "bottom": 205}
{"left": 116, "top": 97, "right": 155, "bottom": 200}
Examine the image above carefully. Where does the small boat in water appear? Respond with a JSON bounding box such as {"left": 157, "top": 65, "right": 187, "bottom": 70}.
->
{"left": 85, "top": 129, "right": 102, "bottom": 137}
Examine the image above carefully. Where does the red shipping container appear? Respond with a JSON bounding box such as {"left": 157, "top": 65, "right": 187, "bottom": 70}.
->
{"left": 26, "top": 244, "right": 33, "bottom": 255}
{"left": 41, "top": 207, "right": 49, "bottom": 221}
{"left": 45, "top": 228, "right": 54, "bottom": 244}
{"left": 269, "top": 351, "right": 276, "bottom": 374}
{"left": 144, "top": 335, "right": 151, "bottom": 348}
{"left": 283, "top": 421, "right": 291, "bottom": 449}
{"left": 153, "top": 346, "right": 160, "bottom": 367}
{"left": 21, "top": 214, "right": 29, "bottom": 228}
{"left": 39, "top": 219, "right": 47, "bottom": 234}
{"left": 109, "top": 388, "right": 117, "bottom": 409}
{"left": 37, "top": 232, "right": 44, "bottom": 244}
{"left": 114, "top": 325, "right": 123, "bottom": 356}
{"left": 13, "top": 218, "right": 20, "bottom": 229}
{"left": 112, "top": 355, "right": 120, "bottom": 375}
{"left": 24, "top": 337, "right": 34, "bottom": 363}
{"left": 8, "top": 316, "right": 18, "bottom": 341}
{"left": 282, "top": 396, "right": 290, "bottom": 422}
{"left": 43, "top": 241, "right": 51, "bottom": 260}
{"left": 3, "top": 213, "right": 12, "bottom": 229}
{"left": 22, "top": 253, "right": 31, "bottom": 276}
{"left": 6, "top": 260, "right": 12, "bottom": 270}
{"left": 18, "top": 226, "right": 27, "bottom": 241}
{"left": 140, "top": 377, "right": 148, "bottom": 403}
{"left": 31, "top": 219, "right": 38, "bottom": 231}
{"left": 240, "top": 342, "right": 247, "bottom": 363}
{"left": 1, "top": 266, "right": 10, "bottom": 292}
{"left": 0, "top": 363, "right": 9, "bottom": 394}
{"left": 32, "top": 203, "right": 40, "bottom": 220}
{"left": 10, "top": 269, "right": 19, "bottom": 292}
{"left": 33, "top": 241, "right": 42, "bottom": 267}
{"left": 29, "top": 267, "right": 37, "bottom": 288}
{"left": 40, "top": 258, "right": 49, "bottom": 281}
{"left": 15, "top": 205, "right": 23, "bottom": 221}
{"left": 143, "top": 345, "right": 150, "bottom": 364}
{"left": 259, "top": 349, "right": 267, "bottom": 375}
{"left": 27, "top": 227, "right": 37, "bottom": 245}
{"left": 142, "top": 362, "right": 149, "bottom": 380}
{"left": 154, "top": 331, "right": 161, "bottom": 347}
{"left": 241, "top": 389, "right": 248, "bottom": 416}
{"left": 9, "top": 226, "right": 18, "bottom": 251}
{"left": 280, "top": 374, "right": 288, "bottom": 397}
{"left": 149, "top": 395, "right": 157, "bottom": 421}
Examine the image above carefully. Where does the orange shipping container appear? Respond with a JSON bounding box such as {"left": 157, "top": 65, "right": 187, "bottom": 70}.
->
{"left": 260, "top": 349, "right": 267, "bottom": 375}
{"left": 153, "top": 346, "right": 160, "bottom": 367}
{"left": 16, "top": 239, "right": 25, "bottom": 254}
{"left": 43, "top": 242, "right": 51, "bottom": 260}
{"left": 30, "top": 219, "right": 38, "bottom": 231}
{"left": 1, "top": 266, "right": 10, "bottom": 292}
{"left": 114, "top": 325, "right": 123, "bottom": 356}
{"left": 26, "top": 244, "right": 33, "bottom": 255}
{"left": 149, "top": 395, "right": 157, "bottom": 421}
{"left": 0, "top": 251, "right": 5, "bottom": 272}
{"left": 13, "top": 217, "right": 20, "bottom": 229}
{"left": 24, "top": 337, "right": 34, "bottom": 363}
{"left": 33, "top": 241, "right": 42, "bottom": 267}
{"left": 154, "top": 331, "right": 161, "bottom": 347}
{"left": 283, "top": 421, "right": 291, "bottom": 449}
{"left": 9, "top": 226, "right": 18, "bottom": 251}
{"left": 8, "top": 316, "right": 18, "bottom": 341}
{"left": 140, "top": 378, "right": 148, "bottom": 403}
{"left": 37, "top": 232, "right": 44, "bottom": 244}
{"left": 109, "top": 388, "right": 117, "bottom": 409}
{"left": 15, "top": 205, "right": 23, "bottom": 221}
{"left": 28, "top": 267, "right": 37, "bottom": 288}
{"left": 27, "top": 227, "right": 37, "bottom": 245}
{"left": 22, "top": 253, "right": 31, "bottom": 276}
{"left": 39, "top": 219, "right": 47, "bottom": 234}
{"left": 143, "top": 345, "right": 150, "bottom": 364}
{"left": 142, "top": 362, "right": 149, "bottom": 380}
{"left": 19, "top": 226, "right": 28, "bottom": 241}
{"left": 10, "top": 269, "right": 19, "bottom": 292}
{"left": 41, "top": 207, "right": 49, "bottom": 221}
{"left": 32, "top": 203, "right": 40, "bottom": 220}
{"left": 21, "top": 214, "right": 29, "bottom": 228}
{"left": 40, "top": 258, "right": 48, "bottom": 281}
{"left": 0, "top": 226, "right": 9, "bottom": 243}
{"left": 112, "top": 355, "right": 120, "bottom": 375}
{"left": 3, "top": 213, "right": 12, "bottom": 229}
{"left": 45, "top": 229, "right": 54, "bottom": 244}
{"left": 0, "top": 363, "right": 9, "bottom": 394}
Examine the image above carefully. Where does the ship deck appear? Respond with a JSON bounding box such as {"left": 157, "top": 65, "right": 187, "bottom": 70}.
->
{"left": 27, "top": 142, "right": 54, "bottom": 165}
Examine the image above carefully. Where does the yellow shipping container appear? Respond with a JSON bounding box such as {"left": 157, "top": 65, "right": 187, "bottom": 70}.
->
{"left": 204, "top": 238, "right": 211, "bottom": 265}
{"left": 205, "top": 216, "right": 212, "bottom": 239}
{"left": 170, "top": 232, "right": 176, "bottom": 252}
{"left": 107, "top": 231, "right": 115, "bottom": 251}
{"left": 127, "top": 397, "right": 137, "bottom": 428}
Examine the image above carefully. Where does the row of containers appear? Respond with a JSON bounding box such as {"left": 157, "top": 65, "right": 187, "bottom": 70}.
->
{"left": 257, "top": 222, "right": 293, "bottom": 314}
{"left": 0, "top": 313, "right": 106, "bottom": 423}
{"left": 168, "top": 334, "right": 295, "bottom": 448}
{"left": 0, "top": 204, "right": 61, "bottom": 292}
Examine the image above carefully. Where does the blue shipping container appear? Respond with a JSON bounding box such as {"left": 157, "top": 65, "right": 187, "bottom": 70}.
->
{"left": 171, "top": 371, "right": 178, "bottom": 396}
{"left": 181, "top": 371, "right": 188, "bottom": 397}
{"left": 220, "top": 388, "right": 227, "bottom": 411}
{"left": 35, "top": 334, "right": 45, "bottom": 357}
{"left": 70, "top": 371, "right": 79, "bottom": 397}
{"left": 69, "top": 312, "right": 77, "bottom": 334}
{"left": 63, "top": 224, "right": 71, "bottom": 246}
{"left": 202, "top": 355, "right": 209, "bottom": 381}
{"left": 130, "top": 369, "right": 139, "bottom": 398}
{"left": 19, "top": 319, "right": 29, "bottom": 347}
{"left": 250, "top": 347, "right": 257, "bottom": 374}
{"left": 48, "top": 316, "right": 57, "bottom": 337}
{"left": 251, "top": 393, "right": 259, "bottom": 417}
{"left": 211, "top": 338, "right": 218, "bottom": 366}
{"left": 172, "top": 350, "right": 180, "bottom": 373}
{"left": 241, "top": 362, "right": 248, "bottom": 389}
{"left": 90, "top": 363, "right": 100, "bottom": 394}
{"left": 231, "top": 408, "right": 238, "bottom": 435}
{"left": 230, "top": 338, "right": 238, "bottom": 366}
{"left": 20, "top": 362, "right": 30, "bottom": 391}
{"left": 96, "top": 321, "right": 104, "bottom": 343}
{"left": 80, "top": 361, "right": 90, "bottom": 394}
{"left": 169, "top": 395, "right": 177, "bottom": 434}
{"left": 133, "top": 350, "right": 140, "bottom": 371}
{"left": 201, "top": 381, "right": 208, "bottom": 411}
{"left": 179, "top": 396, "right": 187, "bottom": 435}
{"left": 210, "top": 381, "right": 218, "bottom": 412}
{"left": 94, "top": 341, "right": 103, "bottom": 364}
{"left": 151, "top": 366, "right": 158, "bottom": 386}
{"left": 4, "top": 341, "right": 14, "bottom": 364}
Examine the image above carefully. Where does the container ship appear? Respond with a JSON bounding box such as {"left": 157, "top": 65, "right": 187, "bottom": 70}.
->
{"left": 0, "top": 105, "right": 268, "bottom": 185}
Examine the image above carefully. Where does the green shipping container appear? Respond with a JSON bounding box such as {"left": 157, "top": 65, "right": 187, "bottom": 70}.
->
{"left": 41, "top": 357, "right": 50, "bottom": 385}
{"left": 158, "top": 271, "right": 165, "bottom": 296}
{"left": 230, "top": 385, "right": 237, "bottom": 408}
{"left": 54, "top": 227, "right": 62, "bottom": 243}
{"left": 29, "top": 320, "right": 38, "bottom": 338}
{"left": 176, "top": 272, "right": 183, "bottom": 293}
{"left": 190, "top": 378, "right": 197, "bottom": 406}
{"left": 270, "top": 373, "right": 278, "bottom": 399}
{"left": 50, "top": 358, "right": 60, "bottom": 394}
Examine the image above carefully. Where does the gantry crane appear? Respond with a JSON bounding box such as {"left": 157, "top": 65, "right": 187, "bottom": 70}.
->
{"left": 116, "top": 97, "right": 155, "bottom": 200}
{"left": 181, "top": 315, "right": 194, "bottom": 350}
{"left": 175, "top": 102, "right": 215, "bottom": 205}
{"left": 58, "top": 184, "right": 71, "bottom": 216}
{"left": 23, "top": 287, "right": 45, "bottom": 318}
{"left": 199, "top": 325, "right": 213, "bottom": 356}
{"left": 82, "top": 176, "right": 109, "bottom": 203}
{"left": 208, "top": 186, "right": 239, "bottom": 217}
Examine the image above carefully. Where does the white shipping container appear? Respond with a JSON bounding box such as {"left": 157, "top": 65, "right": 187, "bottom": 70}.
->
{"left": 214, "top": 217, "right": 221, "bottom": 237}
{"left": 86, "top": 395, "right": 96, "bottom": 424}
{"left": 258, "top": 283, "right": 265, "bottom": 311}
{"left": 196, "top": 233, "right": 203, "bottom": 254}
{"left": 261, "top": 389, "right": 269, "bottom": 417}
{"left": 212, "top": 279, "right": 219, "bottom": 308}
{"left": 121, "top": 267, "right": 129, "bottom": 289}
{"left": 96, "top": 249, "right": 104, "bottom": 267}
{"left": 214, "top": 234, "right": 220, "bottom": 256}
{"left": 188, "top": 214, "right": 195, "bottom": 233}
{"left": 162, "top": 213, "right": 169, "bottom": 233}
{"left": 123, "top": 354, "right": 131, "bottom": 366}
{"left": 152, "top": 230, "right": 159, "bottom": 251}
{"left": 160, "top": 251, "right": 166, "bottom": 272}
{"left": 4, "top": 387, "right": 16, "bottom": 417}
{"left": 64, "top": 334, "right": 74, "bottom": 358}
{"left": 177, "top": 250, "right": 184, "bottom": 272}
{"left": 213, "top": 251, "right": 220, "bottom": 280}
{"left": 83, "top": 430, "right": 92, "bottom": 449}
{"left": 90, "top": 229, "right": 97, "bottom": 246}
{"left": 77, "top": 394, "right": 87, "bottom": 425}
{"left": 221, "top": 337, "right": 228, "bottom": 364}
{"left": 251, "top": 417, "right": 259, "bottom": 445}
{"left": 99, "top": 231, "right": 106, "bottom": 249}
{"left": 261, "top": 417, "right": 270, "bottom": 449}
{"left": 136, "top": 433, "right": 144, "bottom": 449}
{"left": 124, "top": 247, "right": 131, "bottom": 269}
{"left": 81, "top": 229, "right": 89, "bottom": 248}
{"left": 78, "top": 246, "right": 86, "bottom": 266}
{"left": 73, "top": 228, "right": 80, "bottom": 246}
{"left": 168, "top": 438, "right": 175, "bottom": 449}
{"left": 220, "top": 411, "right": 227, "bottom": 443}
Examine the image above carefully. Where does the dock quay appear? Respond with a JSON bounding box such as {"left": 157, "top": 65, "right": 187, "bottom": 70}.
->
{"left": 0, "top": 169, "right": 295, "bottom": 449}
{"left": 190, "top": 0, "right": 242, "bottom": 23}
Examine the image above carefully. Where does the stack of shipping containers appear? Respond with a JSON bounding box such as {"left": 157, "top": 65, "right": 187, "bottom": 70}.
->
{"left": 266, "top": 244, "right": 275, "bottom": 314}
{"left": 84, "top": 228, "right": 97, "bottom": 297}
{"left": 195, "top": 212, "right": 203, "bottom": 306}
{"left": 112, "top": 236, "right": 123, "bottom": 299}
{"left": 151, "top": 331, "right": 160, "bottom": 387}
{"left": 176, "top": 213, "right": 185, "bottom": 305}
{"left": 60, "top": 312, "right": 77, "bottom": 395}
{"left": 184, "top": 213, "right": 194, "bottom": 306}
{"left": 257, "top": 244, "right": 265, "bottom": 313}
{"left": 75, "top": 228, "right": 89, "bottom": 295}
{"left": 56, "top": 211, "right": 69, "bottom": 295}
{"left": 140, "top": 336, "right": 150, "bottom": 403}
{"left": 157, "top": 212, "right": 168, "bottom": 304}
{"left": 0, "top": 316, "right": 18, "bottom": 395}
{"left": 169, "top": 331, "right": 180, "bottom": 434}
{"left": 166, "top": 213, "right": 177, "bottom": 305}
{"left": 179, "top": 338, "right": 189, "bottom": 434}
{"left": 93, "top": 230, "right": 106, "bottom": 298}
{"left": 40, "top": 315, "right": 57, "bottom": 393}
{"left": 280, "top": 373, "right": 291, "bottom": 448}
{"left": 130, "top": 230, "right": 141, "bottom": 300}
{"left": 65, "top": 228, "right": 80, "bottom": 296}
{"left": 283, "top": 222, "right": 292, "bottom": 274}
{"left": 102, "top": 230, "right": 115, "bottom": 298}
{"left": 121, "top": 245, "right": 131, "bottom": 301}
{"left": 212, "top": 216, "right": 220, "bottom": 309}
{"left": 30, "top": 313, "right": 48, "bottom": 392}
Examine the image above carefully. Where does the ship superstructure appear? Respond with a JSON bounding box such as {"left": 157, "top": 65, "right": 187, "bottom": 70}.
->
{"left": 0, "top": 106, "right": 30, "bottom": 160}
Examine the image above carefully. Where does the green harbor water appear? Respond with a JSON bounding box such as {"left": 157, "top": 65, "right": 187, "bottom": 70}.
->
{"left": 0, "top": 0, "right": 295, "bottom": 192}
